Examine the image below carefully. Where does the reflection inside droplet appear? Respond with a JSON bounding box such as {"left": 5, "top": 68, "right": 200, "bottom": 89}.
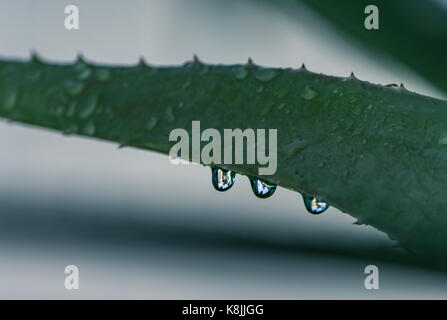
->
{"left": 250, "top": 178, "right": 276, "bottom": 199}
{"left": 211, "top": 167, "right": 236, "bottom": 192}
{"left": 302, "top": 194, "right": 329, "bottom": 214}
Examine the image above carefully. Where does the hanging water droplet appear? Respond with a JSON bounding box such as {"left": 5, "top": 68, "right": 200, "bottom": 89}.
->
{"left": 386, "top": 83, "right": 399, "bottom": 88}
{"left": 250, "top": 178, "right": 276, "bottom": 199}
{"left": 301, "top": 86, "right": 318, "bottom": 100}
{"left": 211, "top": 167, "right": 236, "bottom": 192}
{"left": 95, "top": 69, "right": 112, "bottom": 81}
{"left": 232, "top": 66, "right": 248, "bottom": 80}
{"left": 65, "top": 80, "right": 84, "bottom": 96}
{"left": 255, "top": 69, "right": 278, "bottom": 82}
{"left": 302, "top": 194, "right": 329, "bottom": 214}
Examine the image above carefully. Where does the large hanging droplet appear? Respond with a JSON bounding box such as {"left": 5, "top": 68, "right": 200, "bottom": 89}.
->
{"left": 250, "top": 178, "right": 276, "bottom": 199}
{"left": 211, "top": 167, "right": 236, "bottom": 192}
{"left": 302, "top": 194, "right": 329, "bottom": 214}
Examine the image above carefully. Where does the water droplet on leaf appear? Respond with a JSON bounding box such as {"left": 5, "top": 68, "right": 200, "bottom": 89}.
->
{"left": 165, "top": 106, "right": 175, "bottom": 122}
{"left": 79, "top": 95, "right": 98, "bottom": 119}
{"left": 95, "top": 69, "right": 112, "bottom": 81}
{"left": 250, "top": 178, "right": 276, "bottom": 199}
{"left": 211, "top": 167, "right": 236, "bottom": 192}
{"left": 2, "top": 90, "right": 18, "bottom": 110}
{"left": 438, "top": 133, "right": 447, "bottom": 145}
{"left": 65, "top": 80, "right": 84, "bottom": 96}
{"left": 233, "top": 67, "right": 248, "bottom": 80}
{"left": 255, "top": 69, "right": 278, "bottom": 82}
{"left": 302, "top": 194, "right": 329, "bottom": 214}
{"left": 27, "top": 71, "right": 42, "bottom": 82}
{"left": 66, "top": 102, "right": 76, "bottom": 117}
{"left": 82, "top": 120, "right": 95, "bottom": 136}
{"left": 301, "top": 86, "right": 318, "bottom": 100}
{"left": 77, "top": 68, "right": 92, "bottom": 81}
{"left": 53, "top": 105, "right": 65, "bottom": 116}
{"left": 145, "top": 116, "right": 158, "bottom": 131}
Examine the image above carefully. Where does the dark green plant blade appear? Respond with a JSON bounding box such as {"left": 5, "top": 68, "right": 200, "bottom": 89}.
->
{"left": 1, "top": 56, "right": 447, "bottom": 260}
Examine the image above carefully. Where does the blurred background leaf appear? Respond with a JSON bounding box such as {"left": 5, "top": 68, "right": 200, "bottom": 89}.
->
{"left": 266, "top": 0, "right": 447, "bottom": 94}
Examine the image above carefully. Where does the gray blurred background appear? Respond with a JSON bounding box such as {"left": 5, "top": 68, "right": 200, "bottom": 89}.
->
{"left": 0, "top": 0, "right": 446, "bottom": 299}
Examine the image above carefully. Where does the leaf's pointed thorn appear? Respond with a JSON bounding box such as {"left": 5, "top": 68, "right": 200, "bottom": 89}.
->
{"left": 399, "top": 83, "right": 408, "bottom": 91}
{"left": 30, "top": 50, "right": 41, "bottom": 63}
{"left": 76, "top": 52, "right": 87, "bottom": 65}
{"left": 246, "top": 57, "right": 255, "bottom": 67}
{"left": 300, "top": 63, "right": 307, "bottom": 71}
{"left": 138, "top": 56, "right": 148, "bottom": 68}
{"left": 353, "top": 220, "right": 363, "bottom": 225}
{"left": 192, "top": 54, "right": 201, "bottom": 65}
{"left": 350, "top": 72, "right": 357, "bottom": 79}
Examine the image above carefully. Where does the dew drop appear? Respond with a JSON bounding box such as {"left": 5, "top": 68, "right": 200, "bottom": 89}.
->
{"left": 261, "top": 104, "right": 272, "bottom": 116}
{"left": 66, "top": 101, "right": 76, "bottom": 117}
{"left": 95, "top": 69, "right": 112, "bottom": 81}
{"left": 53, "top": 105, "right": 65, "bottom": 116}
{"left": 302, "top": 194, "right": 329, "bottom": 214}
{"left": 301, "top": 86, "right": 318, "bottom": 100}
{"left": 165, "top": 106, "right": 175, "bottom": 122}
{"left": 145, "top": 116, "right": 158, "bottom": 131}
{"left": 2, "top": 90, "right": 18, "bottom": 110}
{"left": 82, "top": 120, "right": 96, "bottom": 136}
{"left": 281, "top": 139, "right": 308, "bottom": 159}
{"left": 250, "top": 178, "right": 276, "bottom": 199}
{"left": 182, "top": 80, "right": 191, "bottom": 90}
{"left": 211, "top": 167, "right": 236, "bottom": 192}
{"left": 386, "top": 83, "right": 399, "bottom": 88}
{"left": 27, "top": 71, "right": 42, "bottom": 82}
{"left": 79, "top": 95, "right": 98, "bottom": 119}
{"left": 77, "top": 68, "right": 92, "bottom": 81}
{"left": 232, "top": 66, "right": 248, "bottom": 80}
{"left": 200, "top": 65, "right": 210, "bottom": 75}
{"left": 65, "top": 80, "right": 84, "bottom": 96}
{"left": 438, "top": 133, "right": 447, "bottom": 145}
{"left": 255, "top": 69, "right": 278, "bottom": 82}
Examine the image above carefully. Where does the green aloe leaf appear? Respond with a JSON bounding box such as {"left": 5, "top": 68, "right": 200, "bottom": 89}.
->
{"left": 1, "top": 56, "right": 447, "bottom": 261}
